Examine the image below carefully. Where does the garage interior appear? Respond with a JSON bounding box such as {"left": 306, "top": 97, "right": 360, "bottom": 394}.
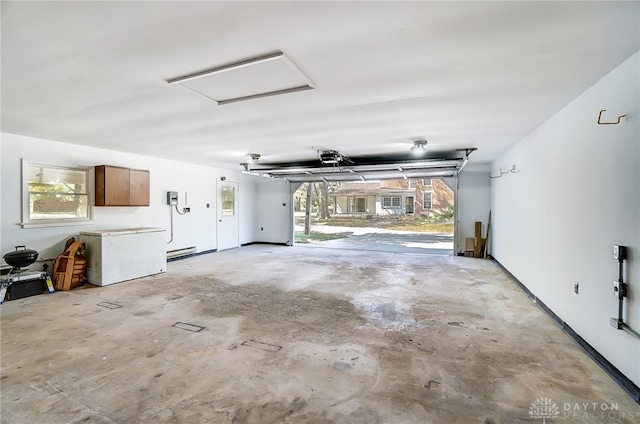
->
{"left": 1, "top": 2, "right": 639, "bottom": 423}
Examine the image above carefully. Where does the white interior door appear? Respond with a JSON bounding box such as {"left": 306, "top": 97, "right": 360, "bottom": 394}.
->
{"left": 217, "top": 181, "right": 239, "bottom": 251}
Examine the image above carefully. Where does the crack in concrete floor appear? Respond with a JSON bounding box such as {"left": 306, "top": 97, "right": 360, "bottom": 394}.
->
{"left": 1, "top": 245, "right": 639, "bottom": 423}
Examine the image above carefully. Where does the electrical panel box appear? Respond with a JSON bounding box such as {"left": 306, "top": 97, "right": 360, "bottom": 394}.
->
{"left": 613, "top": 245, "right": 627, "bottom": 260}
{"left": 167, "top": 191, "right": 178, "bottom": 205}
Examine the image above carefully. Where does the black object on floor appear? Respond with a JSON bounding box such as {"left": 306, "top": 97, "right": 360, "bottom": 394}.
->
{"left": 7, "top": 279, "right": 46, "bottom": 301}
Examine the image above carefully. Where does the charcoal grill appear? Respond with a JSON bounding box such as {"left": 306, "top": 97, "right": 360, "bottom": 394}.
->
{"left": 1, "top": 246, "right": 53, "bottom": 303}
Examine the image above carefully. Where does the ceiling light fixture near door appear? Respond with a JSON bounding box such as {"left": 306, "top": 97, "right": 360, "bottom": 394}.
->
{"left": 411, "top": 140, "right": 428, "bottom": 156}
{"left": 246, "top": 153, "right": 261, "bottom": 164}
{"left": 166, "top": 51, "right": 316, "bottom": 105}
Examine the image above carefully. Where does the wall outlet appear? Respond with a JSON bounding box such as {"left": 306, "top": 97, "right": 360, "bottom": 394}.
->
{"left": 614, "top": 281, "right": 627, "bottom": 299}
{"left": 574, "top": 283, "right": 579, "bottom": 294}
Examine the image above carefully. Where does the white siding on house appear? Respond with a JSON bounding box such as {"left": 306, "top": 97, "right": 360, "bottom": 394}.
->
{"left": 335, "top": 197, "right": 348, "bottom": 214}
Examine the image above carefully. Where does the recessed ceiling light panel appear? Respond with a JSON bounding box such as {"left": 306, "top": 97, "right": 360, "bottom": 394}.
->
{"left": 166, "top": 51, "right": 315, "bottom": 105}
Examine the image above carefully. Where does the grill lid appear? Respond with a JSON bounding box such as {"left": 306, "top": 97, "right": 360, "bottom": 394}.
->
{"left": 3, "top": 245, "right": 39, "bottom": 268}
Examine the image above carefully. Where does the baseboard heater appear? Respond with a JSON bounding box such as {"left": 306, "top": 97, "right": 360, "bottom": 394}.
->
{"left": 167, "top": 246, "right": 197, "bottom": 260}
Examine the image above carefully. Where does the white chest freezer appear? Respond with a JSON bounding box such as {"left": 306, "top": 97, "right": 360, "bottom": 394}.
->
{"left": 79, "top": 227, "right": 166, "bottom": 286}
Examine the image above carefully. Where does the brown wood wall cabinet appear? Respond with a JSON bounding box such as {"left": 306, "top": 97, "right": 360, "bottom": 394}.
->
{"left": 95, "top": 165, "right": 150, "bottom": 206}
{"left": 129, "top": 169, "right": 150, "bottom": 206}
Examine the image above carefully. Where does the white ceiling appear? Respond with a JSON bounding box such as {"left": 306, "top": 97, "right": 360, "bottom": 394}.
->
{"left": 2, "top": 1, "right": 638, "bottom": 170}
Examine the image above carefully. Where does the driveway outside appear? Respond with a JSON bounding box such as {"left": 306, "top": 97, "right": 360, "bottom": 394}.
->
{"left": 295, "top": 225, "right": 453, "bottom": 255}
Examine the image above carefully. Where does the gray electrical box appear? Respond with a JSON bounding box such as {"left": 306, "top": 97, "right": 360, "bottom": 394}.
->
{"left": 167, "top": 191, "right": 178, "bottom": 205}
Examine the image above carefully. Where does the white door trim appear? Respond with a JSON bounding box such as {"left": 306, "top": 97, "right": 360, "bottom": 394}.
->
{"left": 217, "top": 180, "right": 240, "bottom": 251}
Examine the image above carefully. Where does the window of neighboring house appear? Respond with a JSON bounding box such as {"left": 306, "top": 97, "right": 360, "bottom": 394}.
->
{"left": 422, "top": 178, "right": 432, "bottom": 187}
{"left": 355, "top": 197, "right": 367, "bottom": 213}
{"left": 382, "top": 196, "right": 401, "bottom": 208}
{"left": 408, "top": 180, "right": 416, "bottom": 189}
{"left": 22, "top": 160, "right": 91, "bottom": 228}
{"left": 423, "top": 192, "right": 433, "bottom": 210}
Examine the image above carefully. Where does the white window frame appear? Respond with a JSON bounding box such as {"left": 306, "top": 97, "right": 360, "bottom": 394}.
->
{"left": 21, "top": 159, "right": 94, "bottom": 228}
{"left": 422, "top": 178, "right": 432, "bottom": 187}
{"left": 382, "top": 196, "right": 401, "bottom": 208}
{"left": 408, "top": 180, "right": 416, "bottom": 189}
{"left": 222, "top": 186, "right": 236, "bottom": 216}
{"left": 423, "top": 192, "right": 433, "bottom": 210}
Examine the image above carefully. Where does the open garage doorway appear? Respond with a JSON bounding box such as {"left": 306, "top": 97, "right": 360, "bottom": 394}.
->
{"left": 293, "top": 178, "right": 455, "bottom": 255}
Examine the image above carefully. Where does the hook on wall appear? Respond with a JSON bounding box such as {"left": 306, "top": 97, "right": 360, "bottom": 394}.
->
{"left": 598, "top": 109, "right": 626, "bottom": 125}
{"left": 490, "top": 164, "right": 520, "bottom": 179}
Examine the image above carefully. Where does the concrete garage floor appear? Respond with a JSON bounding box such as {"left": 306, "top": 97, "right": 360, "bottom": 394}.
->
{"left": 2, "top": 245, "right": 639, "bottom": 423}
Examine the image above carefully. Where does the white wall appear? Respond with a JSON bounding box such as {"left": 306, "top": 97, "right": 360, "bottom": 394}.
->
{"left": 236, "top": 173, "right": 259, "bottom": 246}
{"left": 0, "top": 132, "right": 263, "bottom": 268}
{"left": 254, "top": 178, "right": 292, "bottom": 244}
{"left": 492, "top": 52, "right": 640, "bottom": 386}
{"left": 456, "top": 165, "right": 491, "bottom": 254}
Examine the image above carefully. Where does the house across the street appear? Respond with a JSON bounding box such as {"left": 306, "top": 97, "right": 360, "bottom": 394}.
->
{"left": 330, "top": 178, "right": 453, "bottom": 216}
